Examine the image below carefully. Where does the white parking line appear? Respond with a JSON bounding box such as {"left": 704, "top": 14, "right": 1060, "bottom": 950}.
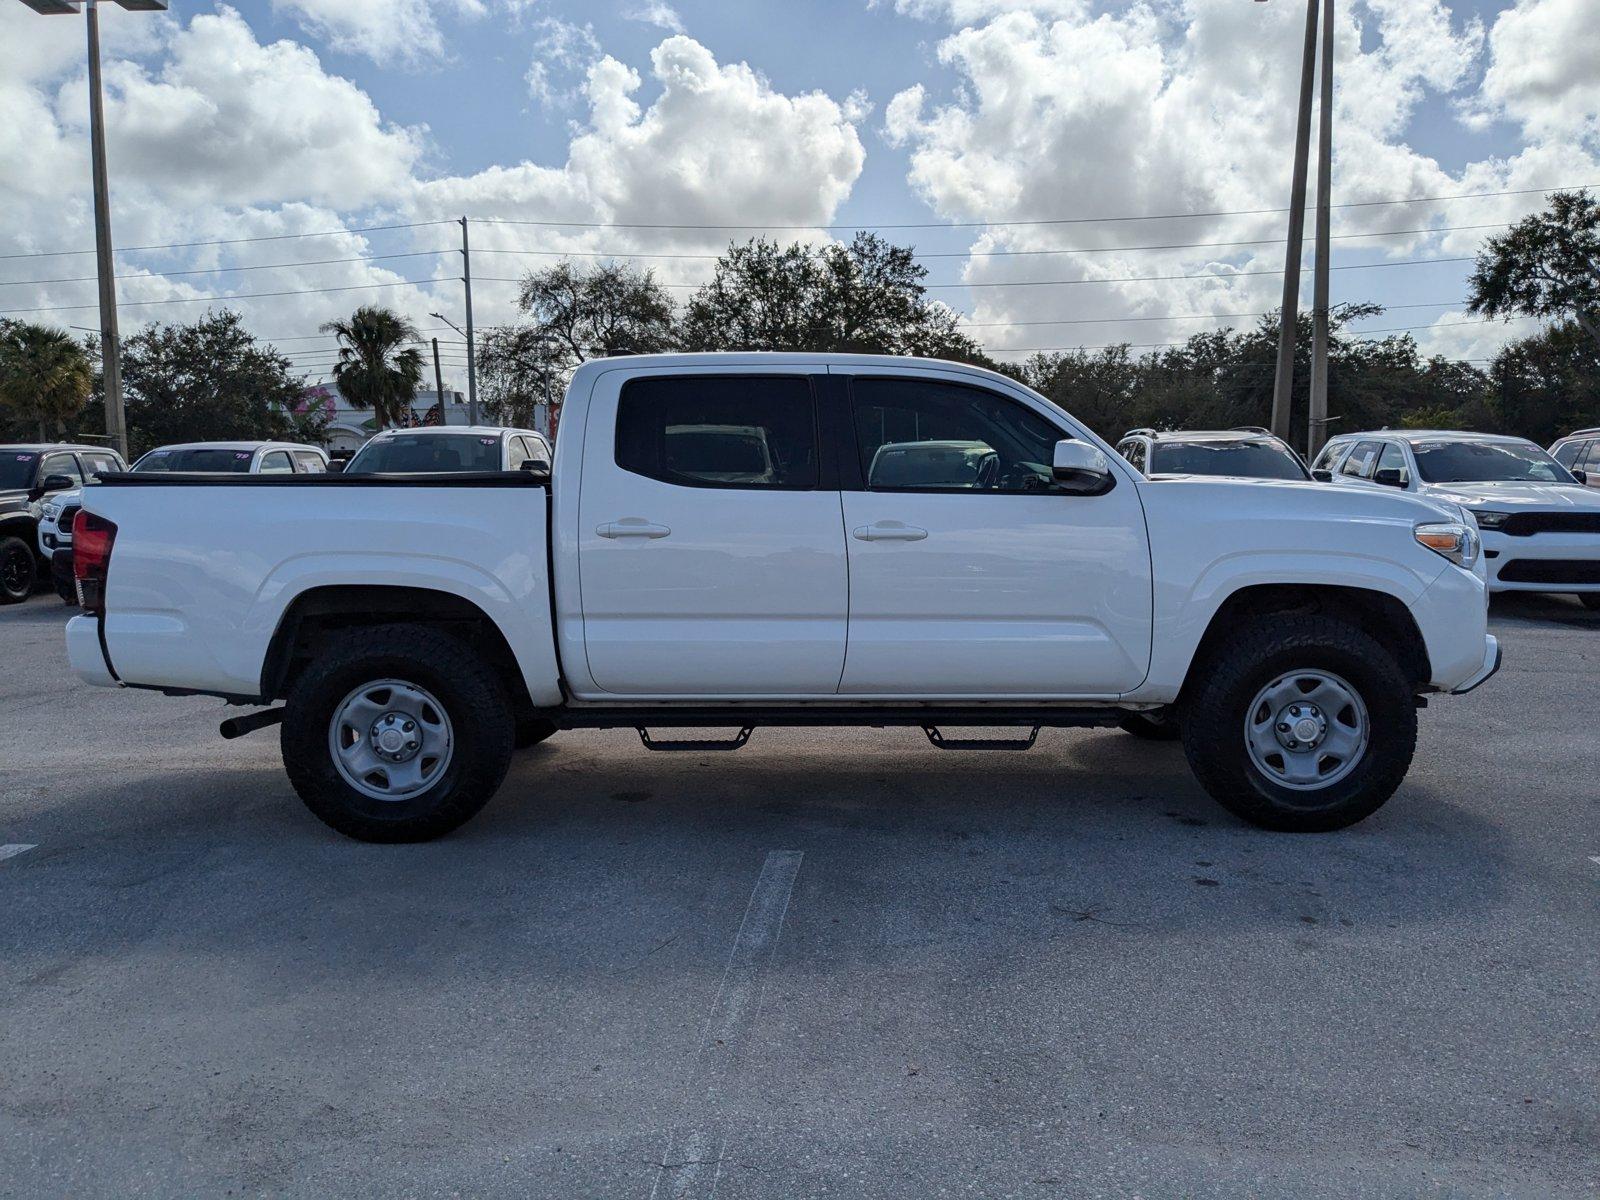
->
{"left": 0, "top": 844, "right": 37, "bottom": 863}
{"left": 1589, "top": 856, "right": 1600, "bottom": 868}
{"left": 649, "top": 849, "right": 803, "bottom": 1200}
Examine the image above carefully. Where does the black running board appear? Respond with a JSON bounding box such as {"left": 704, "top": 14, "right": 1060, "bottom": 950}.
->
{"left": 549, "top": 705, "right": 1124, "bottom": 731}
{"left": 638, "top": 726, "right": 754, "bottom": 752}
{"left": 923, "top": 725, "right": 1040, "bottom": 751}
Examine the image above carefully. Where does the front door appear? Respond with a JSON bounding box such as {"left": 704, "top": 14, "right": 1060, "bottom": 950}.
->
{"left": 837, "top": 371, "right": 1152, "bottom": 697}
{"left": 577, "top": 371, "right": 849, "bottom": 695}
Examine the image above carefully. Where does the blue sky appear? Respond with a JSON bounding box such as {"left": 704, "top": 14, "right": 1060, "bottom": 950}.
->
{"left": 2, "top": 0, "right": 1596, "bottom": 385}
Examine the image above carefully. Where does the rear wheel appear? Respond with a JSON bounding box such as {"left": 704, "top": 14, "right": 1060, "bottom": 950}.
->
{"left": 281, "top": 624, "right": 514, "bottom": 842}
{"left": 0, "top": 536, "right": 34, "bottom": 604}
{"left": 1181, "top": 615, "right": 1416, "bottom": 832}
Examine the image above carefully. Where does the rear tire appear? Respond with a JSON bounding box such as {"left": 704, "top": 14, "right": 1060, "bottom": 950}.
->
{"left": 1117, "top": 709, "right": 1181, "bottom": 741}
{"left": 281, "top": 624, "right": 515, "bottom": 842}
{"left": 0, "top": 536, "right": 34, "bottom": 604}
{"left": 1579, "top": 594, "right": 1600, "bottom": 612}
{"left": 1181, "top": 615, "right": 1416, "bottom": 832}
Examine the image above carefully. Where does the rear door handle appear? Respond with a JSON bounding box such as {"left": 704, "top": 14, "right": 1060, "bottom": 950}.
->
{"left": 852, "top": 522, "right": 928, "bottom": 542}
{"left": 597, "top": 520, "right": 672, "bottom": 539}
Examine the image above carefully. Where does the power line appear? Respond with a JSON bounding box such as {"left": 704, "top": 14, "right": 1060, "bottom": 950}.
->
{"left": 0, "top": 276, "right": 457, "bottom": 316}
{"left": 0, "top": 250, "right": 455, "bottom": 288}
{"left": 471, "top": 183, "right": 1594, "bottom": 232}
{"left": 956, "top": 299, "right": 1471, "bottom": 328}
{"left": 2, "top": 182, "right": 1586, "bottom": 263}
{"left": 0, "top": 219, "right": 455, "bottom": 262}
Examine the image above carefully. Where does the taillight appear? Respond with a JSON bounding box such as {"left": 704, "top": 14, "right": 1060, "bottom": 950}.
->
{"left": 72, "top": 510, "right": 117, "bottom": 615}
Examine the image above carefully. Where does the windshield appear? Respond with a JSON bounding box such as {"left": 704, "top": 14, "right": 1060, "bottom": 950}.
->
{"left": 0, "top": 452, "right": 39, "bottom": 489}
{"left": 346, "top": 434, "right": 501, "bottom": 473}
{"left": 1412, "top": 440, "right": 1573, "bottom": 484}
{"left": 1150, "top": 440, "right": 1308, "bottom": 481}
{"left": 135, "top": 447, "right": 255, "bottom": 473}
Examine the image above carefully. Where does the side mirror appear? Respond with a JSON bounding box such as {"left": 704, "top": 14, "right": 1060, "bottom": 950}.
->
{"left": 1051, "top": 439, "right": 1115, "bottom": 496}
{"left": 28, "top": 473, "right": 76, "bottom": 502}
{"left": 1572, "top": 469, "right": 1588, "bottom": 485}
{"left": 1373, "top": 467, "right": 1407, "bottom": 488}
{"left": 325, "top": 459, "right": 347, "bottom": 474}
{"left": 1310, "top": 468, "right": 1333, "bottom": 482}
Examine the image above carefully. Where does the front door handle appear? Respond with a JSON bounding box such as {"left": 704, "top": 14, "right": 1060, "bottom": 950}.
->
{"left": 597, "top": 520, "right": 672, "bottom": 539}
{"left": 852, "top": 522, "right": 928, "bottom": 543}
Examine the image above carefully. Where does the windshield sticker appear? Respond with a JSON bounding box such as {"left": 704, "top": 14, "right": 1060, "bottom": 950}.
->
{"left": 479, "top": 437, "right": 497, "bottom": 445}
{"left": 235, "top": 451, "right": 252, "bottom": 459}
{"left": 15, "top": 454, "right": 34, "bottom": 461}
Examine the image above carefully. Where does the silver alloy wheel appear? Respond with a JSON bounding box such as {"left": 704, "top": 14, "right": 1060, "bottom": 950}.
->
{"left": 1244, "top": 669, "right": 1370, "bottom": 792}
{"left": 328, "top": 679, "right": 454, "bottom": 802}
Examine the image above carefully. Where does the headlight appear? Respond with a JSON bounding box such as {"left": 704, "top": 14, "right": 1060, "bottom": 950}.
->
{"left": 1473, "top": 509, "right": 1511, "bottom": 530}
{"left": 1415, "top": 521, "right": 1480, "bottom": 569}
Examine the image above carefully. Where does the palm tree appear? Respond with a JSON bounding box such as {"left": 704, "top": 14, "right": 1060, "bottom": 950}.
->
{"left": 320, "top": 306, "right": 425, "bottom": 430}
{"left": 0, "top": 321, "right": 93, "bottom": 440}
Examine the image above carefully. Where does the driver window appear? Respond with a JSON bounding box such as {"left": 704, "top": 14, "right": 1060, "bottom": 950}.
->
{"left": 851, "top": 378, "right": 1062, "bottom": 493}
{"left": 40, "top": 453, "right": 84, "bottom": 485}
{"left": 1377, "top": 442, "right": 1410, "bottom": 484}
{"left": 1339, "top": 440, "right": 1383, "bottom": 480}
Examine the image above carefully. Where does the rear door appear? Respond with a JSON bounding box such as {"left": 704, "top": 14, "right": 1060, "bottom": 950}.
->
{"left": 836, "top": 369, "right": 1152, "bottom": 697}
{"left": 576, "top": 369, "right": 848, "bottom": 695}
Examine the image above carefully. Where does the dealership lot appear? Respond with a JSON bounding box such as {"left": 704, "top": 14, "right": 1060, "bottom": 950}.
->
{"left": 2, "top": 594, "right": 1596, "bottom": 1198}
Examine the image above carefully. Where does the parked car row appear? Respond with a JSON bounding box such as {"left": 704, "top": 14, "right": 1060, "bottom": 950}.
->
{"left": 1114, "top": 426, "right": 1600, "bottom": 608}
{"left": 2, "top": 427, "right": 552, "bottom": 606}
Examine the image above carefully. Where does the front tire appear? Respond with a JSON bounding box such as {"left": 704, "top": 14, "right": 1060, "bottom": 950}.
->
{"left": 281, "top": 624, "right": 515, "bottom": 842}
{"left": 1181, "top": 615, "right": 1416, "bottom": 832}
{"left": 0, "top": 536, "right": 34, "bottom": 604}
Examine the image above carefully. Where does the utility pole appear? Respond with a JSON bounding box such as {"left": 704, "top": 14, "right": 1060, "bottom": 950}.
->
{"left": 431, "top": 337, "right": 445, "bottom": 423}
{"left": 15, "top": 0, "right": 168, "bottom": 461}
{"left": 1308, "top": 0, "right": 1335, "bottom": 460}
{"left": 459, "top": 217, "right": 478, "bottom": 425}
{"left": 86, "top": 0, "right": 126, "bottom": 461}
{"left": 1268, "top": 0, "right": 1321, "bottom": 444}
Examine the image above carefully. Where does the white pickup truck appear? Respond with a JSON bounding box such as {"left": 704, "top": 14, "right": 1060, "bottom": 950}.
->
{"left": 65, "top": 353, "right": 1500, "bottom": 841}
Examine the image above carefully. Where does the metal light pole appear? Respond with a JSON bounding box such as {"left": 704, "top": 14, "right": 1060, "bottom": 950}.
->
{"left": 1307, "top": 0, "right": 1335, "bottom": 460}
{"left": 431, "top": 337, "right": 445, "bottom": 422}
{"left": 16, "top": 0, "right": 168, "bottom": 462}
{"left": 1263, "top": 0, "right": 1321, "bottom": 444}
{"left": 458, "top": 217, "right": 479, "bottom": 426}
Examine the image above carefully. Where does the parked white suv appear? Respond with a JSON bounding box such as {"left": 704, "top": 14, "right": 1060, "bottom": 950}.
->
{"left": 341, "top": 426, "right": 551, "bottom": 474}
{"left": 66, "top": 354, "right": 1497, "bottom": 841}
{"left": 1314, "top": 430, "right": 1600, "bottom": 607}
{"left": 1115, "top": 427, "right": 1310, "bottom": 480}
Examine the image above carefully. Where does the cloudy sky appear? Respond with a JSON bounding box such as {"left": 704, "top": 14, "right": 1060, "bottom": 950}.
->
{"left": 1, "top": 0, "right": 1595, "bottom": 390}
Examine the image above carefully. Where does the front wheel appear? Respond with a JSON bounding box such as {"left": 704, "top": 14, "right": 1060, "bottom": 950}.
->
{"left": 1181, "top": 615, "right": 1417, "bottom": 832}
{"left": 0, "top": 536, "right": 34, "bottom": 605}
{"left": 281, "top": 624, "right": 515, "bottom": 842}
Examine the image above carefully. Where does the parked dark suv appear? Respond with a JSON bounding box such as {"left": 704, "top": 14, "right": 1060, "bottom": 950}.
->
{"left": 0, "top": 443, "right": 127, "bottom": 604}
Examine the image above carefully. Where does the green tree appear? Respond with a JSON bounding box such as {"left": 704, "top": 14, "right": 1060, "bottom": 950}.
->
{"left": 111, "top": 311, "right": 321, "bottom": 454}
{"left": 0, "top": 320, "right": 94, "bottom": 441}
{"left": 517, "top": 260, "right": 677, "bottom": 372}
{"left": 478, "top": 324, "right": 561, "bottom": 431}
{"left": 679, "top": 233, "right": 992, "bottom": 365}
{"left": 321, "top": 305, "right": 425, "bottom": 430}
{"left": 1468, "top": 190, "right": 1600, "bottom": 353}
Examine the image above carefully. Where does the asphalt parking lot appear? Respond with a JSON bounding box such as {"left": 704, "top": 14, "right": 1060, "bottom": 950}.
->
{"left": 2, "top": 592, "right": 1597, "bottom": 1198}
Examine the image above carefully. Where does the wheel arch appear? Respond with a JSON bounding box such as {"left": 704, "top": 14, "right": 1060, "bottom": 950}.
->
{"left": 1179, "top": 583, "right": 1431, "bottom": 702}
{"left": 261, "top": 584, "right": 541, "bottom": 717}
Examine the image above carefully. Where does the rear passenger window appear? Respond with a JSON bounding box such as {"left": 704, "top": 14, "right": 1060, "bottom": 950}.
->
{"left": 293, "top": 451, "right": 326, "bottom": 473}
{"left": 615, "top": 377, "right": 819, "bottom": 489}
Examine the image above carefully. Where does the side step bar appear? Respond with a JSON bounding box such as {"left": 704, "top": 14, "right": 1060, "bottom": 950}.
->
{"left": 552, "top": 704, "right": 1125, "bottom": 732}
{"left": 638, "top": 726, "right": 754, "bottom": 753}
{"left": 923, "top": 725, "right": 1040, "bottom": 751}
